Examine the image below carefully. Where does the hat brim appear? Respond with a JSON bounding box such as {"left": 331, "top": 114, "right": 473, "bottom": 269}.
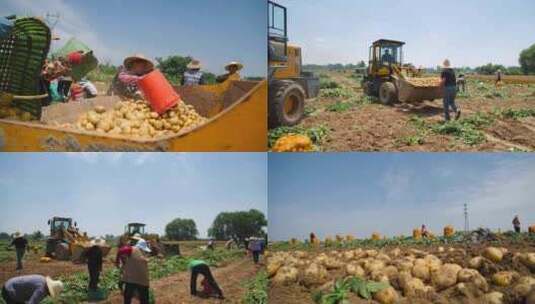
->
{"left": 187, "top": 63, "right": 201, "bottom": 69}
{"left": 124, "top": 57, "right": 154, "bottom": 73}
{"left": 225, "top": 63, "right": 243, "bottom": 71}
{"left": 45, "top": 277, "right": 60, "bottom": 298}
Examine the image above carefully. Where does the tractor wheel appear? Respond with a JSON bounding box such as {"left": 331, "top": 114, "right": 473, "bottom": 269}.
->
{"left": 379, "top": 82, "right": 398, "bottom": 105}
{"left": 362, "top": 80, "right": 373, "bottom": 96}
{"left": 269, "top": 80, "right": 306, "bottom": 128}
{"left": 54, "top": 243, "right": 71, "bottom": 260}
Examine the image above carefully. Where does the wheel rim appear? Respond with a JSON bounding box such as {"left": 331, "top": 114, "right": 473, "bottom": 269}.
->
{"left": 284, "top": 94, "right": 300, "bottom": 119}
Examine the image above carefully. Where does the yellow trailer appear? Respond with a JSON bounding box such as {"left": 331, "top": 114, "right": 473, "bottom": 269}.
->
{"left": 0, "top": 79, "right": 267, "bottom": 151}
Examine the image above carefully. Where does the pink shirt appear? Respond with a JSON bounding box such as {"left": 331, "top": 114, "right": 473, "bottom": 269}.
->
{"left": 118, "top": 71, "right": 141, "bottom": 84}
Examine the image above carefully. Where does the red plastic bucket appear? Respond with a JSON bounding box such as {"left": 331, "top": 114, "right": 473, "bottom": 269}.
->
{"left": 138, "top": 69, "right": 180, "bottom": 114}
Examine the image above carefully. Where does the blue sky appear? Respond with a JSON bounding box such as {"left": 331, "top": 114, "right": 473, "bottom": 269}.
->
{"left": 277, "top": 0, "right": 535, "bottom": 67}
{"left": 269, "top": 153, "right": 535, "bottom": 241}
{"left": 0, "top": 153, "right": 267, "bottom": 238}
{"left": 2, "top": 0, "right": 266, "bottom": 76}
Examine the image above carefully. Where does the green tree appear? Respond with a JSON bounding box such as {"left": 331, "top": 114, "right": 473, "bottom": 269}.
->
{"left": 475, "top": 63, "right": 506, "bottom": 75}
{"left": 506, "top": 66, "right": 523, "bottom": 75}
{"left": 520, "top": 43, "right": 535, "bottom": 74}
{"left": 208, "top": 209, "right": 267, "bottom": 245}
{"left": 0, "top": 232, "right": 9, "bottom": 240}
{"left": 165, "top": 218, "right": 198, "bottom": 241}
{"left": 356, "top": 60, "right": 366, "bottom": 68}
{"left": 156, "top": 55, "right": 193, "bottom": 85}
{"left": 30, "top": 230, "right": 43, "bottom": 241}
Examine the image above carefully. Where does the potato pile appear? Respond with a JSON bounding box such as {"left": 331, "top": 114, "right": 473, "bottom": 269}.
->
{"left": 407, "top": 77, "right": 441, "bottom": 87}
{"left": 272, "top": 134, "right": 314, "bottom": 152}
{"left": 71, "top": 100, "right": 206, "bottom": 138}
{"left": 0, "top": 105, "right": 37, "bottom": 121}
{"left": 268, "top": 245, "right": 535, "bottom": 304}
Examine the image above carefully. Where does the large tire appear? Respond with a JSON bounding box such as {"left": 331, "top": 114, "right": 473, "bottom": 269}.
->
{"left": 55, "top": 243, "right": 71, "bottom": 260}
{"left": 379, "top": 82, "right": 398, "bottom": 105}
{"left": 269, "top": 80, "right": 306, "bottom": 128}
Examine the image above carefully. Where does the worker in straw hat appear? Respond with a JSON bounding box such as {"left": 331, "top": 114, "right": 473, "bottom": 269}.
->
{"left": 181, "top": 59, "right": 206, "bottom": 86}
{"left": 9, "top": 232, "right": 28, "bottom": 270}
{"left": 116, "top": 237, "right": 151, "bottom": 304}
{"left": 216, "top": 61, "right": 243, "bottom": 83}
{"left": 440, "top": 59, "right": 461, "bottom": 121}
{"left": 83, "top": 238, "right": 105, "bottom": 291}
{"left": 2, "top": 275, "right": 63, "bottom": 303}
{"left": 110, "top": 54, "right": 154, "bottom": 99}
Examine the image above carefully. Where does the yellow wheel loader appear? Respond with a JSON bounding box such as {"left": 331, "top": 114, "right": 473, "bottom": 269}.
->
{"left": 268, "top": 1, "right": 319, "bottom": 128}
{"left": 362, "top": 39, "right": 443, "bottom": 104}
{"left": 45, "top": 216, "right": 110, "bottom": 262}
{"left": 119, "top": 222, "right": 180, "bottom": 256}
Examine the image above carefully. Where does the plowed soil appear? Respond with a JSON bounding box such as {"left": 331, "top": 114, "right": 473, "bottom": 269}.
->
{"left": 300, "top": 70, "right": 535, "bottom": 151}
{"left": 105, "top": 257, "right": 262, "bottom": 304}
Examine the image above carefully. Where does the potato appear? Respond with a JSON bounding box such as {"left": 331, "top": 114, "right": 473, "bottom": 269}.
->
{"left": 94, "top": 105, "right": 106, "bottom": 114}
{"left": 345, "top": 262, "right": 365, "bottom": 277}
{"left": 431, "top": 263, "right": 462, "bottom": 290}
{"left": 469, "top": 256, "right": 484, "bottom": 269}
{"left": 365, "top": 259, "right": 386, "bottom": 273}
{"left": 302, "top": 263, "right": 328, "bottom": 287}
{"left": 403, "top": 277, "right": 432, "bottom": 297}
{"left": 483, "top": 291, "right": 504, "bottom": 304}
{"left": 519, "top": 253, "right": 535, "bottom": 270}
{"left": 412, "top": 263, "right": 430, "bottom": 282}
{"left": 373, "top": 286, "right": 399, "bottom": 304}
{"left": 457, "top": 268, "right": 479, "bottom": 282}
{"left": 271, "top": 266, "right": 298, "bottom": 286}
{"left": 87, "top": 111, "right": 100, "bottom": 124}
{"left": 483, "top": 247, "right": 504, "bottom": 263}
{"left": 491, "top": 271, "right": 517, "bottom": 287}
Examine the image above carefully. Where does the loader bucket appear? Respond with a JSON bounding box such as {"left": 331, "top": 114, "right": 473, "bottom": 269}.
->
{"left": 0, "top": 79, "right": 267, "bottom": 151}
{"left": 396, "top": 77, "right": 443, "bottom": 103}
{"left": 71, "top": 241, "right": 111, "bottom": 263}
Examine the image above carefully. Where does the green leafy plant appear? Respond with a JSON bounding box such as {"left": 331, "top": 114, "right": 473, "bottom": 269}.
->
{"left": 326, "top": 101, "right": 354, "bottom": 112}
{"left": 312, "top": 277, "right": 389, "bottom": 304}
{"left": 242, "top": 271, "right": 268, "bottom": 304}
{"left": 320, "top": 87, "right": 355, "bottom": 98}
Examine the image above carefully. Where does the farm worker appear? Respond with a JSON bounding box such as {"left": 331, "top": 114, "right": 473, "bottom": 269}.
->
{"left": 188, "top": 259, "right": 224, "bottom": 299}
{"left": 216, "top": 61, "right": 243, "bottom": 83}
{"left": 181, "top": 59, "right": 206, "bottom": 86}
{"left": 84, "top": 238, "right": 104, "bottom": 291}
{"left": 111, "top": 54, "right": 154, "bottom": 99}
{"left": 310, "top": 232, "right": 316, "bottom": 244}
{"left": 117, "top": 244, "right": 150, "bottom": 304}
{"left": 495, "top": 69, "right": 502, "bottom": 87}
{"left": 440, "top": 59, "right": 461, "bottom": 121}
{"left": 9, "top": 232, "right": 28, "bottom": 270}
{"left": 79, "top": 78, "right": 98, "bottom": 98}
{"left": 513, "top": 215, "right": 521, "bottom": 233}
{"left": 248, "top": 237, "right": 263, "bottom": 264}
{"left": 457, "top": 73, "right": 466, "bottom": 93}
{"left": 421, "top": 225, "right": 429, "bottom": 238}
{"left": 381, "top": 49, "right": 394, "bottom": 64}
{"left": 224, "top": 239, "right": 234, "bottom": 250}
{"left": 1, "top": 275, "right": 63, "bottom": 304}
{"left": 207, "top": 239, "right": 215, "bottom": 250}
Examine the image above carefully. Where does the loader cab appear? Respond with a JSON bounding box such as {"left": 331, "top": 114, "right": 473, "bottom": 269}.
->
{"left": 268, "top": 1, "right": 288, "bottom": 63}
{"left": 48, "top": 217, "right": 75, "bottom": 234}
{"left": 126, "top": 223, "right": 146, "bottom": 236}
{"left": 368, "top": 39, "right": 405, "bottom": 77}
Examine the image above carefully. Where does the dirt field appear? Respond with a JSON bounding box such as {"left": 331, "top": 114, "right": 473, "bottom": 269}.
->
{"left": 294, "top": 70, "right": 535, "bottom": 152}
{"left": 106, "top": 257, "right": 262, "bottom": 304}
{"left": 268, "top": 242, "right": 535, "bottom": 304}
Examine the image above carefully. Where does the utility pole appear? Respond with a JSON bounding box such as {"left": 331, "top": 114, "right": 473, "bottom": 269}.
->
{"left": 464, "top": 203, "right": 469, "bottom": 232}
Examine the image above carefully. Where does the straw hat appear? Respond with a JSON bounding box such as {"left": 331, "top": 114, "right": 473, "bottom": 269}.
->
{"left": 45, "top": 277, "right": 64, "bottom": 298}
{"left": 225, "top": 61, "right": 243, "bottom": 71}
{"left": 13, "top": 232, "right": 21, "bottom": 238}
{"left": 89, "top": 238, "right": 106, "bottom": 247}
{"left": 442, "top": 59, "right": 451, "bottom": 68}
{"left": 123, "top": 54, "right": 154, "bottom": 72}
{"left": 187, "top": 59, "right": 202, "bottom": 70}
{"left": 130, "top": 233, "right": 142, "bottom": 241}
{"left": 135, "top": 239, "right": 152, "bottom": 253}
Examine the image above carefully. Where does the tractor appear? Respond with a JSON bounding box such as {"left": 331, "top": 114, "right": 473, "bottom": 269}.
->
{"left": 268, "top": 1, "right": 319, "bottom": 128}
{"left": 45, "top": 216, "right": 110, "bottom": 262}
{"left": 120, "top": 223, "right": 180, "bottom": 256}
{"left": 361, "top": 39, "right": 442, "bottom": 105}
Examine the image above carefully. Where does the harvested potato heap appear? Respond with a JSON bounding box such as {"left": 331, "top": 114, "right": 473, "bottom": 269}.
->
{"left": 73, "top": 99, "right": 206, "bottom": 138}
{"left": 268, "top": 245, "right": 535, "bottom": 304}
{"left": 406, "top": 77, "right": 441, "bottom": 87}
{"left": 0, "top": 105, "right": 37, "bottom": 121}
